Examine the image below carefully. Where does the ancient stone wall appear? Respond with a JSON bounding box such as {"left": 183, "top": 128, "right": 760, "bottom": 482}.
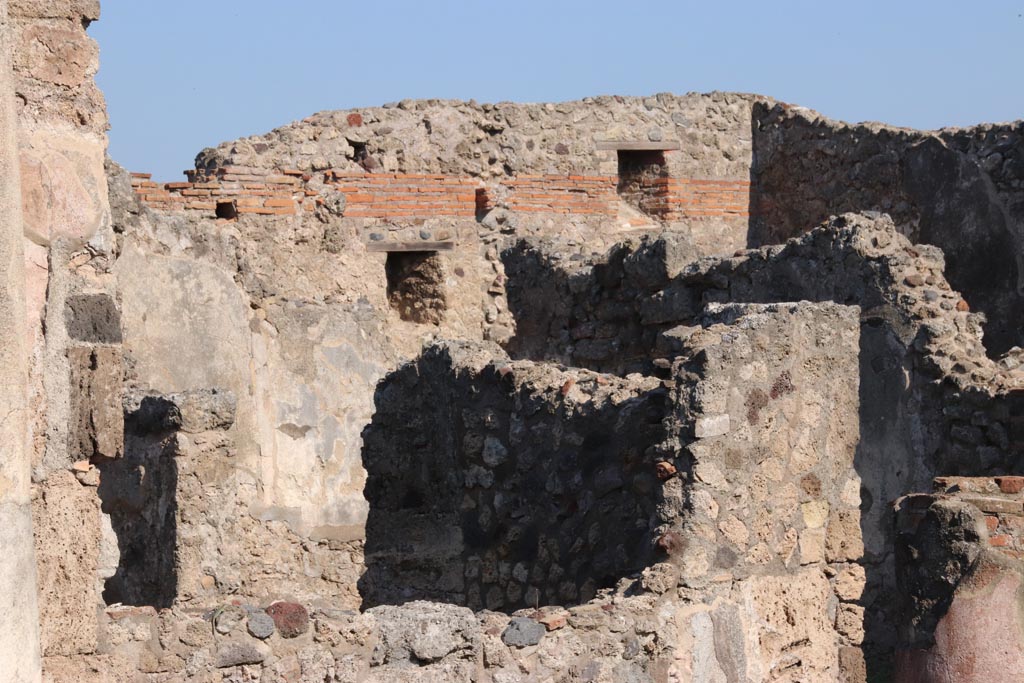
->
{"left": 0, "top": 0, "right": 39, "bottom": 679}
{"left": 503, "top": 212, "right": 1024, "bottom": 674}
{"left": 41, "top": 300, "right": 864, "bottom": 682}
{"left": 181, "top": 92, "right": 763, "bottom": 257}
{"left": 751, "top": 102, "right": 1024, "bottom": 356}
{"left": 6, "top": 1, "right": 112, "bottom": 678}
{"left": 8, "top": 3, "right": 1024, "bottom": 676}
{"left": 666, "top": 302, "right": 864, "bottom": 680}
{"left": 360, "top": 341, "right": 670, "bottom": 611}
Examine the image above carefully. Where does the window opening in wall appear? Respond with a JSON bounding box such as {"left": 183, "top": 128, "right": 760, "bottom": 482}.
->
{"left": 385, "top": 250, "right": 447, "bottom": 324}
{"left": 617, "top": 149, "right": 669, "bottom": 219}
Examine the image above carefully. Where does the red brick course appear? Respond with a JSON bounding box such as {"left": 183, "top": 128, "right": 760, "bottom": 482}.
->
{"left": 326, "top": 171, "right": 480, "bottom": 218}
{"left": 131, "top": 169, "right": 752, "bottom": 221}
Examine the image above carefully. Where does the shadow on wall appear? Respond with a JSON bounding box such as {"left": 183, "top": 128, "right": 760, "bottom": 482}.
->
{"left": 497, "top": 213, "right": 1024, "bottom": 677}
{"left": 358, "top": 343, "right": 672, "bottom": 613}
{"left": 501, "top": 236, "right": 695, "bottom": 375}
{"left": 746, "top": 101, "right": 1024, "bottom": 357}
{"left": 97, "top": 396, "right": 181, "bottom": 609}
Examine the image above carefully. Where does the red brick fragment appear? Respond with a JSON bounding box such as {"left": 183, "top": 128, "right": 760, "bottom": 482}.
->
{"left": 656, "top": 531, "right": 684, "bottom": 555}
{"left": 996, "top": 476, "right": 1024, "bottom": 494}
{"left": 989, "top": 534, "right": 1012, "bottom": 547}
{"left": 265, "top": 602, "right": 308, "bottom": 638}
{"left": 655, "top": 461, "right": 677, "bottom": 480}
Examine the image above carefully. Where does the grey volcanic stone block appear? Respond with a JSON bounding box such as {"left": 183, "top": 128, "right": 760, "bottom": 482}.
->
{"left": 66, "top": 293, "right": 122, "bottom": 343}
{"left": 502, "top": 617, "right": 545, "bottom": 648}
{"left": 215, "top": 642, "right": 267, "bottom": 668}
{"left": 246, "top": 609, "right": 275, "bottom": 640}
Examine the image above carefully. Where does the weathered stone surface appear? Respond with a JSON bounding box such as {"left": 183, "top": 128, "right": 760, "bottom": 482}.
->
{"left": 68, "top": 345, "right": 123, "bottom": 460}
{"left": 265, "top": 602, "right": 309, "bottom": 639}
{"left": 501, "top": 617, "right": 546, "bottom": 648}
{"left": 32, "top": 470, "right": 100, "bottom": 656}
{"left": 368, "top": 602, "right": 478, "bottom": 664}
{"left": 65, "top": 293, "right": 122, "bottom": 343}
{"left": 19, "top": 16, "right": 1024, "bottom": 676}
{"left": 214, "top": 641, "right": 267, "bottom": 668}
{"left": 742, "top": 570, "right": 838, "bottom": 680}
{"left": 246, "top": 609, "right": 275, "bottom": 640}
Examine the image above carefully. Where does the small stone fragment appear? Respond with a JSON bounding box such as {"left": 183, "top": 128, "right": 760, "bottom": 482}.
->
{"left": 641, "top": 562, "right": 679, "bottom": 594}
{"left": 538, "top": 612, "right": 568, "bottom": 631}
{"left": 265, "top": 601, "right": 309, "bottom": 638}
{"left": 655, "top": 461, "right": 677, "bottom": 480}
{"left": 502, "top": 617, "right": 545, "bottom": 647}
{"left": 247, "top": 609, "right": 275, "bottom": 639}
{"left": 215, "top": 642, "right": 266, "bottom": 668}
{"left": 694, "top": 414, "right": 730, "bottom": 438}
{"left": 213, "top": 605, "right": 245, "bottom": 635}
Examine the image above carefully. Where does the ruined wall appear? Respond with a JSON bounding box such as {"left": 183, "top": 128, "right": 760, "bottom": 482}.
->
{"left": 894, "top": 477, "right": 1024, "bottom": 682}
{"left": 360, "top": 341, "right": 670, "bottom": 611}
{"left": 9, "top": 5, "right": 1023, "bottom": 675}
{"left": 4, "top": 1, "right": 113, "bottom": 678}
{"left": 177, "top": 92, "right": 763, "bottom": 257}
{"left": 666, "top": 302, "right": 864, "bottom": 681}
{"left": 504, "top": 212, "right": 1024, "bottom": 673}
{"left": 43, "top": 301, "right": 863, "bottom": 682}
{"left": 0, "top": 0, "right": 39, "bottom": 679}
{"left": 751, "top": 103, "right": 1024, "bottom": 356}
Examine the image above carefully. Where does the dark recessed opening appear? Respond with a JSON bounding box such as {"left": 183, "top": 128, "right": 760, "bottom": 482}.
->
{"left": 617, "top": 149, "right": 669, "bottom": 218}
{"left": 97, "top": 395, "right": 180, "bottom": 609}
{"left": 215, "top": 200, "right": 237, "bottom": 219}
{"left": 385, "top": 251, "right": 447, "bottom": 324}
{"left": 350, "top": 140, "right": 380, "bottom": 171}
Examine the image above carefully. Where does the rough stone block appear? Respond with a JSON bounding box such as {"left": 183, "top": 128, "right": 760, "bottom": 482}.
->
{"left": 66, "top": 293, "right": 122, "bottom": 344}
{"left": 68, "top": 346, "right": 123, "bottom": 460}
{"left": 32, "top": 470, "right": 100, "bottom": 656}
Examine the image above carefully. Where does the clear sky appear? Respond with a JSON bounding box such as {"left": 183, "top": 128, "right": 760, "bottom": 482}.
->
{"left": 92, "top": 1, "right": 1024, "bottom": 181}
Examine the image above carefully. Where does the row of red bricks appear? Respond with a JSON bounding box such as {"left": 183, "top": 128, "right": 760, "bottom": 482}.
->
{"left": 331, "top": 176, "right": 479, "bottom": 218}
{"left": 132, "top": 172, "right": 309, "bottom": 215}
{"left": 504, "top": 176, "right": 616, "bottom": 216}
{"left": 131, "top": 170, "right": 752, "bottom": 219}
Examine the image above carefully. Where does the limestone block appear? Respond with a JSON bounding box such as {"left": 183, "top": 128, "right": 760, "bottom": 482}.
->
{"left": 20, "top": 133, "right": 108, "bottom": 243}
{"left": 32, "top": 470, "right": 101, "bottom": 656}
{"left": 14, "top": 22, "right": 98, "bottom": 87}
{"left": 834, "top": 564, "right": 866, "bottom": 601}
{"left": 9, "top": 0, "right": 100, "bottom": 21}
{"left": 799, "top": 528, "right": 826, "bottom": 565}
{"left": 741, "top": 570, "right": 838, "bottom": 680}
{"left": 826, "top": 510, "right": 864, "bottom": 563}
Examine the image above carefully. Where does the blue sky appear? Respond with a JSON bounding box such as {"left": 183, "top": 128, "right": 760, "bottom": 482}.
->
{"left": 92, "top": 1, "right": 1024, "bottom": 181}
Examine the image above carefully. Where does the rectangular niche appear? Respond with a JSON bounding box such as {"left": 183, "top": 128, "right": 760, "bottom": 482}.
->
{"left": 617, "top": 149, "right": 670, "bottom": 219}
{"left": 385, "top": 250, "right": 448, "bottom": 324}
